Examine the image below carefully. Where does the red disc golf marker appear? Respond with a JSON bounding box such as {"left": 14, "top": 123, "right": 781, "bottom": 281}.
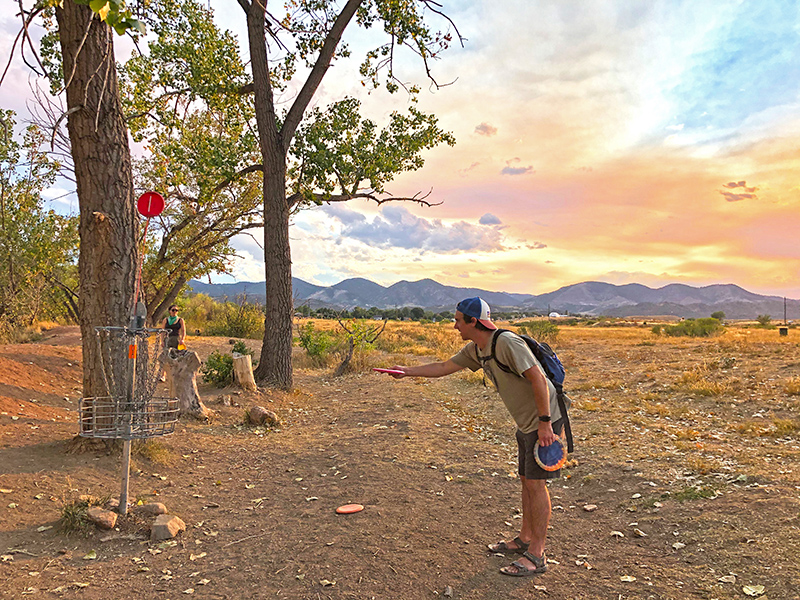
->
{"left": 137, "top": 192, "right": 165, "bottom": 218}
{"left": 335, "top": 504, "right": 364, "bottom": 514}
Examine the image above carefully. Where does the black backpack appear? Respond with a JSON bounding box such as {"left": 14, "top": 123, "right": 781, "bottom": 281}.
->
{"left": 483, "top": 329, "right": 574, "bottom": 452}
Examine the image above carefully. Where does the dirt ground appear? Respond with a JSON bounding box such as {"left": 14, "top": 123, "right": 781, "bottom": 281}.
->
{"left": 1, "top": 325, "right": 799, "bottom": 600}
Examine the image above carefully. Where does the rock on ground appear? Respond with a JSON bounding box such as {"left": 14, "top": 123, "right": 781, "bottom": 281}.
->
{"left": 150, "top": 514, "right": 186, "bottom": 541}
{"left": 87, "top": 507, "right": 118, "bottom": 530}
{"left": 135, "top": 502, "right": 168, "bottom": 516}
{"left": 248, "top": 405, "right": 279, "bottom": 426}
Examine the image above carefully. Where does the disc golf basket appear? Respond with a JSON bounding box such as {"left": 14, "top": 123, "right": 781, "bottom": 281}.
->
{"left": 79, "top": 324, "right": 178, "bottom": 514}
{"left": 77, "top": 191, "right": 176, "bottom": 515}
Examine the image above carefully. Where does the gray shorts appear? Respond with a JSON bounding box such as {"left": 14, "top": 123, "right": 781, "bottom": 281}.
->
{"left": 516, "top": 418, "right": 565, "bottom": 480}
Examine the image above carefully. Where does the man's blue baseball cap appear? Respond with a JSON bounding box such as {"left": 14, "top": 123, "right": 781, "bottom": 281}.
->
{"left": 456, "top": 297, "right": 497, "bottom": 330}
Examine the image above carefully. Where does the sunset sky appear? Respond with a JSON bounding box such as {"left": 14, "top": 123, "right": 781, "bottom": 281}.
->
{"left": 3, "top": 1, "right": 799, "bottom": 298}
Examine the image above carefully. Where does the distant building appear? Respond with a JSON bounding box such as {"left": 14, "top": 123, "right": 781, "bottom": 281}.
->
{"left": 549, "top": 312, "right": 561, "bottom": 318}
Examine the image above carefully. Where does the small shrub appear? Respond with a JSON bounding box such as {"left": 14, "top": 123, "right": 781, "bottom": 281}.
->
{"left": 58, "top": 501, "right": 90, "bottom": 535}
{"left": 202, "top": 351, "right": 234, "bottom": 386}
{"left": 298, "top": 322, "right": 338, "bottom": 366}
{"left": 517, "top": 320, "right": 559, "bottom": 345}
{"left": 206, "top": 302, "right": 264, "bottom": 339}
{"left": 756, "top": 314, "right": 772, "bottom": 327}
{"left": 664, "top": 318, "right": 724, "bottom": 338}
{"left": 57, "top": 494, "right": 110, "bottom": 536}
{"left": 651, "top": 324, "right": 663, "bottom": 336}
{"left": 232, "top": 340, "right": 250, "bottom": 355}
{"left": 673, "top": 486, "right": 719, "bottom": 501}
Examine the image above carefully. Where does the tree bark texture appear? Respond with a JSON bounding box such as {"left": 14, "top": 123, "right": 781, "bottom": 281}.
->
{"left": 245, "top": 1, "right": 362, "bottom": 389}
{"left": 56, "top": 2, "right": 137, "bottom": 399}
{"left": 246, "top": 2, "right": 293, "bottom": 389}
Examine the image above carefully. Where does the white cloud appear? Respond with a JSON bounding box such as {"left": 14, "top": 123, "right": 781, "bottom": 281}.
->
{"left": 479, "top": 213, "right": 502, "bottom": 225}
{"left": 322, "top": 204, "right": 505, "bottom": 253}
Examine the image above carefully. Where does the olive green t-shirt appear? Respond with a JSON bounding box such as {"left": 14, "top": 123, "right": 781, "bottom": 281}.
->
{"left": 451, "top": 330, "right": 561, "bottom": 434}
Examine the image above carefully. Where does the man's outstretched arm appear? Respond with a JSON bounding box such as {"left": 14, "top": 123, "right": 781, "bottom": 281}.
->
{"left": 390, "top": 359, "right": 464, "bottom": 379}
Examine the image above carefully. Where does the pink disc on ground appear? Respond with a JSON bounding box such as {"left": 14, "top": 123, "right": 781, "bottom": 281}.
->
{"left": 335, "top": 504, "right": 364, "bottom": 514}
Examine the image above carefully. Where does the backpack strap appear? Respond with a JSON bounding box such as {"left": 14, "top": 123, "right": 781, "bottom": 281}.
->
{"left": 487, "top": 329, "right": 514, "bottom": 373}
{"left": 556, "top": 387, "right": 573, "bottom": 453}
{"left": 486, "top": 330, "right": 574, "bottom": 453}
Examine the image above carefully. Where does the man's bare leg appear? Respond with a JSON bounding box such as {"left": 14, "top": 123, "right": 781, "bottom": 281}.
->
{"left": 503, "top": 476, "right": 551, "bottom": 573}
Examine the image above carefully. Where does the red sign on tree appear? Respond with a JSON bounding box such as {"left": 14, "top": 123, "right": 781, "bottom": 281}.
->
{"left": 137, "top": 192, "right": 165, "bottom": 218}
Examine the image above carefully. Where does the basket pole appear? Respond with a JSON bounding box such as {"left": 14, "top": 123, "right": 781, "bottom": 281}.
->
{"left": 119, "top": 439, "right": 132, "bottom": 515}
{"left": 119, "top": 307, "right": 145, "bottom": 515}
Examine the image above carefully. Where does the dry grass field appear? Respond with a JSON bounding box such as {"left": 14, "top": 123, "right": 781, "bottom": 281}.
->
{"left": 1, "top": 322, "right": 799, "bottom": 599}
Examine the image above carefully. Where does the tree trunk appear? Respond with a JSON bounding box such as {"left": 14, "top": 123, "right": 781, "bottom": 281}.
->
{"left": 246, "top": 2, "right": 293, "bottom": 389}
{"left": 333, "top": 338, "right": 355, "bottom": 378}
{"left": 56, "top": 2, "right": 137, "bottom": 399}
{"left": 165, "top": 350, "right": 210, "bottom": 420}
{"left": 232, "top": 353, "right": 257, "bottom": 392}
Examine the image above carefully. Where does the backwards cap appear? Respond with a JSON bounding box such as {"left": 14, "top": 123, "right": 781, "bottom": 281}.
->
{"left": 456, "top": 297, "right": 497, "bottom": 330}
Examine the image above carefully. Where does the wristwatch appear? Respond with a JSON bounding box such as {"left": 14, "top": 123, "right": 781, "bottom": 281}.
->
{"left": 539, "top": 415, "right": 551, "bottom": 422}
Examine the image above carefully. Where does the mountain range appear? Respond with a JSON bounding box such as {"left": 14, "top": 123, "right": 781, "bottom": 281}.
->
{"left": 186, "top": 278, "right": 799, "bottom": 320}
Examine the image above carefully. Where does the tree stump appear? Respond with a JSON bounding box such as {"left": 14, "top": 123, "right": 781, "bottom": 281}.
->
{"left": 164, "top": 350, "right": 211, "bottom": 420}
{"left": 232, "top": 353, "right": 257, "bottom": 391}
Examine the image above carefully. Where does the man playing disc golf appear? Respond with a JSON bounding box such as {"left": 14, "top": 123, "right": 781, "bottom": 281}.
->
{"left": 385, "top": 297, "right": 565, "bottom": 577}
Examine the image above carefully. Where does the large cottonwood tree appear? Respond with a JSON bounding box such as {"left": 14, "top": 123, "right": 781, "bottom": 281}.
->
{"left": 54, "top": 1, "right": 139, "bottom": 398}
{"left": 238, "top": 0, "right": 460, "bottom": 388}
{"left": 5, "top": 0, "right": 145, "bottom": 397}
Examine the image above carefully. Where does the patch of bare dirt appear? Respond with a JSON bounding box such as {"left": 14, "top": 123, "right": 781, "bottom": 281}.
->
{"left": 1, "top": 326, "right": 799, "bottom": 600}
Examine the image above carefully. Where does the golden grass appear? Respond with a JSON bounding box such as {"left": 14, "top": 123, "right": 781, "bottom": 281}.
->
{"left": 572, "top": 378, "right": 624, "bottom": 391}
{"left": 772, "top": 418, "right": 800, "bottom": 436}
{"left": 728, "top": 421, "right": 771, "bottom": 437}
{"left": 573, "top": 396, "right": 602, "bottom": 412}
{"left": 132, "top": 439, "right": 175, "bottom": 465}
{"left": 785, "top": 377, "right": 800, "bottom": 396}
{"left": 685, "top": 454, "right": 726, "bottom": 475}
{"left": 675, "top": 362, "right": 730, "bottom": 396}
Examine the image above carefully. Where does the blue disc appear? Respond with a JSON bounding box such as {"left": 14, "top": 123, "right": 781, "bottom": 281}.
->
{"left": 534, "top": 437, "right": 566, "bottom": 471}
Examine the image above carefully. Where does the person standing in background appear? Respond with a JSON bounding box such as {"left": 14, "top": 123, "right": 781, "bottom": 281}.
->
{"left": 162, "top": 305, "right": 186, "bottom": 350}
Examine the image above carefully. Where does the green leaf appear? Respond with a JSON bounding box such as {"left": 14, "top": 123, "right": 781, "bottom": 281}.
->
{"left": 88, "top": 0, "right": 110, "bottom": 21}
{"left": 127, "top": 18, "right": 146, "bottom": 34}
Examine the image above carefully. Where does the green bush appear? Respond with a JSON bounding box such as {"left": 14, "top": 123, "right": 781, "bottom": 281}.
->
{"left": 298, "top": 322, "right": 337, "bottom": 365}
{"left": 517, "top": 320, "right": 559, "bottom": 345}
{"left": 664, "top": 318, "right": 724, "bottom": 338}
{"left": 651, "top": 324, "right": 664, "bottom": 336}
{"left": 755, "top": 314, "right": 773, "bottom": 328}
{"left": 202, "top": 351, "right": 234, "bottom": 386}
{"left": 206, "top": 302, "right": 264, "bottom": 339}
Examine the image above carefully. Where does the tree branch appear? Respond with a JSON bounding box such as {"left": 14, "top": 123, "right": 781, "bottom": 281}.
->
{"left": 288, "top": 188, "right": 441, "bottom": 209}
{"left": 19, "top": 0, "right": 46, "bottom": 77}
{"left": 213, "top": 164, "right": 264, "bottom": 193}
{"left": 281, "top": 0, "right": 363, "bottom": 153}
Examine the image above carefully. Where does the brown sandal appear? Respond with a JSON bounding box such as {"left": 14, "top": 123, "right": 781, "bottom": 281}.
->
{"left": 487, "top": 536, "right": 529, "bottom": 555}
{"left": 500, "top": 551, "right": 548, "bottom": 577}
